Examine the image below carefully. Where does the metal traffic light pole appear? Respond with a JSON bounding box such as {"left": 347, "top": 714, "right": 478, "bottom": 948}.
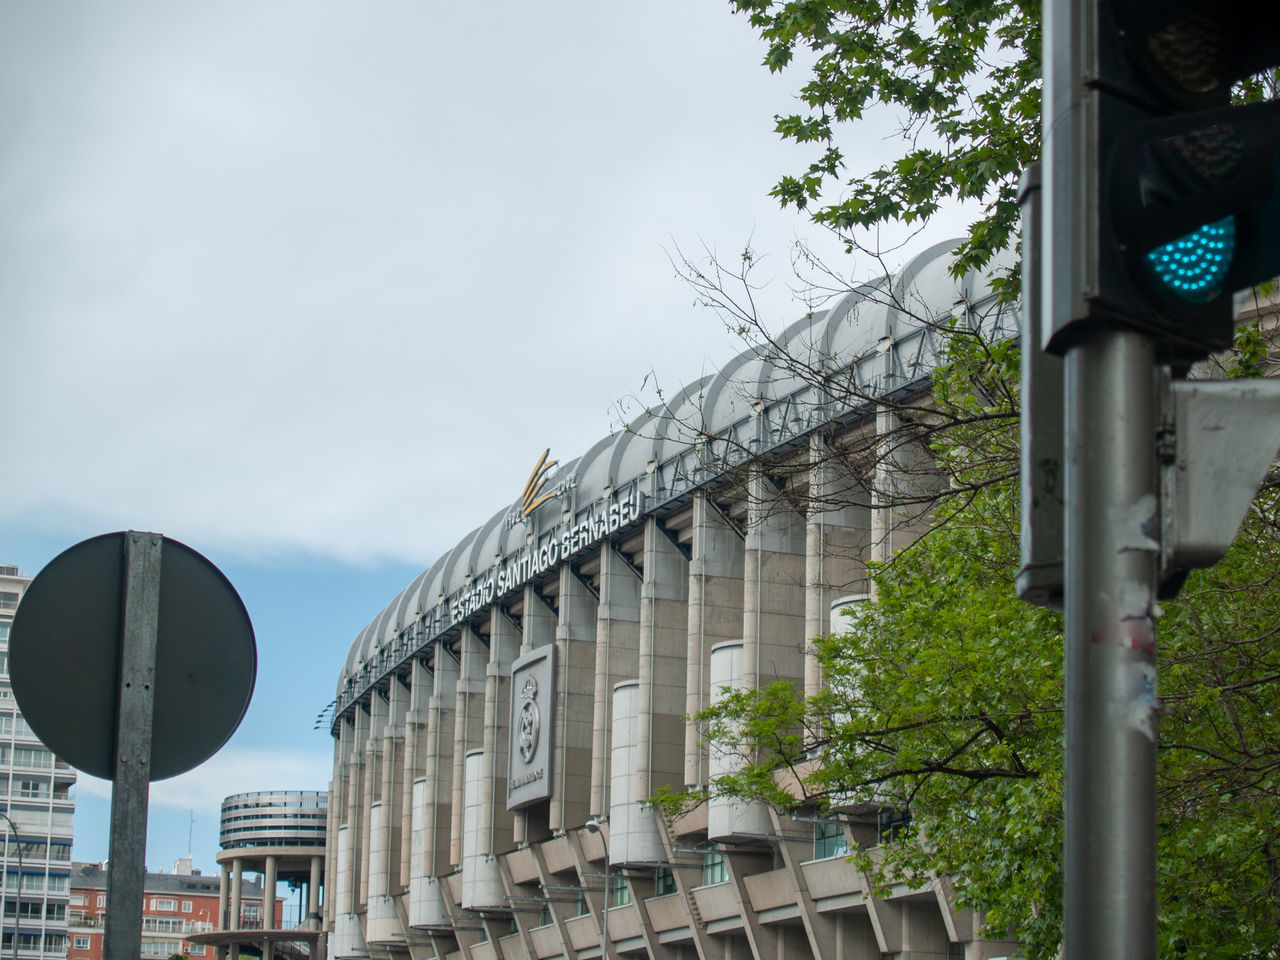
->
{"left": 1062, "top": 329, "right": 1160, "bottom": 960}
{"left": 1038, "top": 0, "right": 1280, "bottom": 952}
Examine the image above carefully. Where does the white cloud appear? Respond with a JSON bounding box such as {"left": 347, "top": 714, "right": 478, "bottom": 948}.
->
{"left": 75, "top": 746, "right": 331, "bottom": 816}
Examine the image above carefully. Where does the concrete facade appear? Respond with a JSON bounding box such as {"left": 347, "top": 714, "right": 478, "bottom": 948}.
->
{"left": 325, "top": 242, "right": 1022, "bottom": 960}
{"left": 0, "top": 566, "right": 76, "bottom": 960}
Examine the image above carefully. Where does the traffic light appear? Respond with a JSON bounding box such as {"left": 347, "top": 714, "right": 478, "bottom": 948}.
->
{"left": 1043, "top": 1, "right": 1280, "bottom": 360}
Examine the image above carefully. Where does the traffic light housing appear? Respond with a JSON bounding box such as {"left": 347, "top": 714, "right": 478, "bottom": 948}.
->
{"left": 1043, "top": 1, "right": 1280, "bottom": 360}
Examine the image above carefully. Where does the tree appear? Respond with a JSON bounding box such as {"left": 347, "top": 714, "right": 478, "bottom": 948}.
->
{"left": 658, "top": 329, "right": 1280, "bottom": 958}
{"left": 729, "top": 0, "right": 1042, "bottom": 290}
{"left": 644, "top": 6, "right": 1280, "bottom": 956}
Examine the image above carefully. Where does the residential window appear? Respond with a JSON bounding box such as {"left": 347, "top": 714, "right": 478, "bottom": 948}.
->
{"left": 573, "top": 888, "right": 588, "bottom": 917}
{"left": 188, "top": 946, "right": 206, "bottom": 956}
{"left": 97, "top": 895, "right": 105, "bottom": 908}
{"left": 877, "top": 807, "right": 912, "bottom": 845}
{"left": 812, "top": 820, "right": 850, "bottom": 860}
{"left": 536, "top": 901, "right": 551, "bottom": 927}
{"left": 73, "top": 937, "right": 90, "bottom": 951}
{"left": 47, "top": 875, "right": 68, "bottom": 892}
{"left": 700, "top": 849, "right": 727, "bottom": 886}
{"left": 0, "top": 592, "right": 18, "bottom": 611}
{"left": 607, "top": 873, "right": 631, "bottom": 908}
{"left": 17, "top": 779, "right": 49, "bottom": 799}
{"left": 142, "top": 918, "right": 185, "bottom": 934}
{"left": 654, "top": 867, "right": 677, "bottom": 896}
{"left": 0, "top": 622, "right": 9, "bottom": 640}
{"left": 181, "top": 900, "right": 193, "bottom": 913}
{"left": 139, "top": 940, "right": 182, "bottom": 955}
{"left": 11, "top": 745, "right": 51, "bottom": 769}
{"left": 151, "top": 898, "right": 179, "bottom": 912}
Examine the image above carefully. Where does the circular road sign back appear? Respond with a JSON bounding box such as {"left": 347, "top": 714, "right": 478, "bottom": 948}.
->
{"left": 8, "top": 532, "right": 256, "bottom": 781}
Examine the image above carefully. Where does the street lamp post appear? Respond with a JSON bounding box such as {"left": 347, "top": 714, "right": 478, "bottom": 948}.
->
{"left": 0, "top": 811, "right": 25, "bottom": 960}
{"left": 584, "top": 819, "right": 608, "bottom": 960}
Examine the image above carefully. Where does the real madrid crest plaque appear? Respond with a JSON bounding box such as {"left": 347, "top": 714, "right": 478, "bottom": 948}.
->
{"left": 507, "top": 644, "right": 556, "bottom": 809}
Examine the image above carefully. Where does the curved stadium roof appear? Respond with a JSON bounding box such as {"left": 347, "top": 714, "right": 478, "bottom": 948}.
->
{"left": 335, "top": 238, "right": 1017, "bottom": 709}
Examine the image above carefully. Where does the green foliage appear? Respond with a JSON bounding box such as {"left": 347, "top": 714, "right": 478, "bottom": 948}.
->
{"left": 683, "top": 330, "right": 1280, "bottom": 957}
{"left": 730, "top": 0, "right": 1041, "bottom": 285}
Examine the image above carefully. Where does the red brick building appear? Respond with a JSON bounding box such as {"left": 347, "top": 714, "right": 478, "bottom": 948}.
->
{"left": 68, "top": 861, "right": 279, "bottom": 960}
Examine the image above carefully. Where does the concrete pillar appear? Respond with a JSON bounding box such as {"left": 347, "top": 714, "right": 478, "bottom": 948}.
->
{"left": 346, "top": 703, "right": 369, "bottom": 914}
{"left": 549, "top": 563, "right": 598, "bottom": 832}
{"left": 622, "top": 518, "right": 688, "bottom": 864}
{"left": 380, "top": 676, "right": 409, "bottom": 896}
{"left": 399, "top": 660, "right": 427, "bottom": 889}
{"left": 324, "top": 717, "right": 352, "bottom": 937}
{"left": 804, "top": 434, "right": 871, "bottom": 698}
{"left": 230, "top": 858, "right": 244, "bottom": 931}
{"left": 871, "top": 405, "right": 942, "bottom": 569}
{"left": 517, "top": 583, "right": 556, "bottom": 842}
{"left": 309, "top": 855, "right": 323, "bottom": 929}
{"left": 358, "top": 692, "right": 387, "bottom": 909}
{"left": 743, "top": 469, "right": 807, "bottom": 693}
{"left": 450, "top": 626, "right": 487, "bottom": 867}
{"left": 218, "top": 863, "right": 230, "bottom": 928}
{"left": 217, "top": 864, "right": 230, "bottom": 960}
{"left": 264, "top": 855, "right": 277, "bottom": 929}
{"left": 591, "top": 544, "right": 641, "bottom": 817}
{"left": 481, "top": 606, "right": 519, "bottom": 861}
{"left": 410, "top": 643, "right": 457, "bottom": 928}
{"left": 685, "top": 492, "right": 745, "bottom": 788}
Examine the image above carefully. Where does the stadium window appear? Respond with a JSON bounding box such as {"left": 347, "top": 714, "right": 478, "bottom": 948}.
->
{"left": 812, "top": 819, "right": 850, "bottom": 860}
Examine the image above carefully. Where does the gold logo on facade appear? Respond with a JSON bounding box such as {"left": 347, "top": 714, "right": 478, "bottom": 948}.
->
{"left": 521, "top": 449, "right": 560, "bottom": 517}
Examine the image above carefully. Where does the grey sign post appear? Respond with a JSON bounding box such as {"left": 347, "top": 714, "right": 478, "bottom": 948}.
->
{"left": 9, "top": 531, "right": 256, "bottom": 960}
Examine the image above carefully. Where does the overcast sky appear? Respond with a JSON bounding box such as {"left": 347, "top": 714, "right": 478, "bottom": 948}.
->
{"left": 1, "top": 2, "right": 970, "bottom": 882}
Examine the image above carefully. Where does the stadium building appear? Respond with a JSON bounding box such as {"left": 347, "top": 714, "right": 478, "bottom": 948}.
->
{"left": 325, "top": 241, "right": 1021, "bottom": 960}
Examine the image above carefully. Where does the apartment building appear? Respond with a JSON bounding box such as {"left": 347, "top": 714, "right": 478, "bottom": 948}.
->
{"left": 68, "top": 860, "right": 273, "bottom": 960}
{"left": 0, "top": 566, "right": 76, "bottom": 960}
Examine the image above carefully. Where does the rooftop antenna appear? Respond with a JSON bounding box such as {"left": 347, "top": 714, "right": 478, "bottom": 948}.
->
{"left": 187, "top": 810, "right": 194, "bottom": 858}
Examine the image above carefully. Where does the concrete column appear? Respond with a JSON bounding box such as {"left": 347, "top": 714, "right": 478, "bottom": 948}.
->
{"left": 450, "top": 627, "right": 487, "bottom": 867}
{"left": 346, "top": 703, "right": 369, "bottom": 913}
{"left": 871, "top": 405, "right": 941, "bottom": 569}
{"left": 309, "top": 855, "right": 323, "bottom": 929}
{"left": 517, "top": 583, "right": 556, "bottom": 842}
{"left": 358, "top": 692, "right": 387, "bottom": 908}
{"left": 218, "top": 863, "right": 230, "bottom": 928}
{"left": 384, "top": 678, "right": 409, "bottom": 893}
{"left": 418, "top": 646, "right": 458, "bottom": 891}
{"left": 804, "top": 434, "right": 871, "bottom": 698}
{"left": 685, "top": 492, "right": 745, "bottom": 787}
{"left": 399, "top": 659, "right": 428, "bottom": 889}
{"left": 324, "top": 717, "right": 352, "bottom": 936}
{"left": 550, "top": 563, "right": 598, "bottom": 832}
{"left": 264, "top": 855, "right": 277, "bottom": 929}
{"left": 481, "top": 607, "right": 519, "bottom": 860}
{"left": 626, "top": 518, "right": 688, "bottom": 864}
{"left": 743, "top": 468, "right": 806, "bottom": 692}
{"left": 230, "top": 858, "right": 244, "bottom": 931}
{"left": 591, "top": 544, "right": 641, "bottom": 817}
{"left": 217, "top": 864, "right": 230, "bottom": 960}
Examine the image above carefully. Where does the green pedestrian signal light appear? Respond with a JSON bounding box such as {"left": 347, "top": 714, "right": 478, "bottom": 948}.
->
{"left": 1144, "top": 216, "right": 1234, "bottom": 305}
{"left": 1042, "top": 0, "right": 1280, "bottom": 360}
